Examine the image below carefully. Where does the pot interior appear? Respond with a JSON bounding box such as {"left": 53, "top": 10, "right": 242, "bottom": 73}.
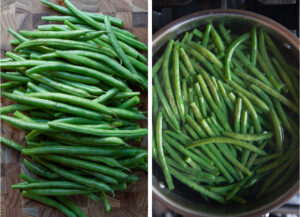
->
{"left": 152, "top": 10, "right": 299, "bottom": 217}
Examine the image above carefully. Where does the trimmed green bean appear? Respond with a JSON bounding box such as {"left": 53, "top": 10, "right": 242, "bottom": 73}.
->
{"left": 156, "top": 111, "right": 174, "bottom": 190}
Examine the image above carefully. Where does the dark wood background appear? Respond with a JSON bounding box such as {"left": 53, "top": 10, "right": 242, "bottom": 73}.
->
{"left": 0, "top": 0, "right": 148, "bottom": 216}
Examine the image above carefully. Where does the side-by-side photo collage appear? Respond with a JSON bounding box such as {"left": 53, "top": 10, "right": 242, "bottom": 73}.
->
{"left": 1, "top": 0, "right": 299, "bottom": 217}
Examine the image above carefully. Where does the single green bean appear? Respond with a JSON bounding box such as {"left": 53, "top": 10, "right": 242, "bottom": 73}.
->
{"left": 156, "top": 111, "right": 174, "bottom": 190}
{"left": 188, "top": 137, "right": 266, "bottom": 155}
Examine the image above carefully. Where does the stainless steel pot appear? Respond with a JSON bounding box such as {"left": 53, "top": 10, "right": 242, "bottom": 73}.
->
{"left": 152, "top": 9, "right": 299, "bottom": 217}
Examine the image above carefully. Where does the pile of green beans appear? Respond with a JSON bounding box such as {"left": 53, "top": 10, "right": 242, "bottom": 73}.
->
{"left": 153, "top": 24, "right": 299, "bottom": 204}
{"left": 0, "top": 0, "right": 147, "bottom": 216}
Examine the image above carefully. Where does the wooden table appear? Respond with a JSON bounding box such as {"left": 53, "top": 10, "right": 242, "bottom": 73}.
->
{"left": 0, "top": 0, "right": 148, "bottom": 216}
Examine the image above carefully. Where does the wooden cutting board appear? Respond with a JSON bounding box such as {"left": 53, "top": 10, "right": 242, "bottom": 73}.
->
{"left": 0, "top": 0, "right": 148, "bottom": 216}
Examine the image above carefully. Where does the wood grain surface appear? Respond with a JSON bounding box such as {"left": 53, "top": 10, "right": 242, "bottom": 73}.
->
{"left": 0, "top": 0, "right": 148, "bottom": 216}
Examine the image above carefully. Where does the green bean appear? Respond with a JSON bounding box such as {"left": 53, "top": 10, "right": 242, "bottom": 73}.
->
{"left": 100, "top": 192, "right": 111, "bottom": 213}
{"left": 225, "top": 33, "right": 250, "bottom": 80}
{"left": 240, "top": 110, "right": 248, "bottom": 136}
{"left": 154, "top": 75, "right": 180, "bottom": 129}
{"left": 193, "top": 29, "right": 203, "bottom": 39}
{"left": 180, "top": 78, "right": 189, "bottom": 116}
{"left": 253, "top": 153, "right": 281, "bottom": 166}
{"left": 251, "top": 28, "right": 257, "bottom": 66}
{"left": 19, "top": 29, "right": 91, "bottom": 39}
{"left": 54, "top": 51, "right": 131, "bottom": 89}
{"left": 179, "top": 61, "right": 190, "bottom": 80}
{"left": 36, "top": 158, "right": 112, "bottom": 192}
{"left": 98, "top": 34, "right": 146, "bottom": 62}
{"left": 257, "top": 140, "right": 296, "bottom": 174}
{"left": 187, "top": 41, "right": 223, "bottom": 69}
{"left": 127, "top": 55, "right": 148, "bottom": 75}
{"left": 188, "top": 88, "right": 194, "bottom": 117}
{"left": 233, "top": 98, "right": 242, "bottom": 132}
{"left": 104, "top": 17, "right": 147, "bottom": 88}
{"left": 28, "top": 73, "right": 92, "bottom": 98}
{"left": 46, "top": 71, "right": 99, "bottom": 85}
{"left": 256, "top": 151, "right": 296, "bottom": 198}
{"left": 218, "top": 24, "right": 232, "bottom": 44}
{"left": 202, "top": 72, "right": 221, "bottom": 106}
{"left": 269, "top": 109, "right": 283, "bottom": 153}
{"left": 272, "top": 57, "right": 298, "bottom": 103}
{"left": 164, "top": 134, "right": 218, "bottom": 173}
{"left": 56, "top": 196, "right": 87, "bottom": 217}
{"left": 234, "top": 64, "right": 298, "bottom": 113}
{"left": 166, "top": 157, "right": 215, "bottom": 181}
{"left": 19, "top": 173, "right": 42, "bottom": 183}
{"left": 119, "top": 96, "right": 140, "bottom": 109}
{"left": 189, "top": 49, "right": 220, "bottom": 79}
{"left": 267, "top": 155, "right": 298, "bottom": 193}
{"left": 223, "top": 131, "right": 273, "bottom": 141}
{"left": 263, "top": 32, "right": 293, "bottom": 76}
{"left": 164, "top": 130, "right": 213, "bottom": 165}
{"left": 93, "top": 88, "right": 118, "bottom": 104}
{"left": 273, "top": 101, "right": 294, "bottom": 136}
{"left": 169, "top": 167, "right": 225, "bottom": 203}
{"left": 48, "top": 122, "right": 147, "bottom": 137}
{"left": 188, "top": 137, "right": 266, "bottom": 155}
{"left": 172, "top": 45, "right": 186, "bottom": 122}
{"left": 37, "top": 24, "right": 70, "bottom": 31}
{"left": 186, "top": 114, "right": 206, "bottom": 138}
{"left": 9, "top": 39, "right": 21, "bottom": 45}
{"left": 225, "top": 176, "right": 252, "bottom": 200}
{"left": 8, "top": 28, "right": 54, "bottom": 53}
{"left": 190, "top": 102, "right": 203, "bottom": 123}
{"left": 152, "top": 56, "right": 163, "bottom": 78}
{"left": 0, "top": 59, "right": 56, "bottom": 69}
{"left": 211, "top": 26, "right": 225, "bottom": 54}
{"left": 27, "top": 81, "right": 47, "bottom": 92}
{"left": 202, "top": 118, "right": 246, "bottom": 178}
{"left": 119, "top": 152, "right": 147, "bottom": 168}
{"left": 249, "top": 84, "right": 274, "bottom": 109}
{"left": 41, "top": 15, "right": 85, "bottom": 24}
{"left": 161, "top": 40, "right": 179, "bottom": 119}
{"left": 26, "top": 64, "right": 128, "bottom": 90}
{"left": 196, "top": 74, "right": 231, "bottom": 131}
{"left": 26, "top": 92, "right": 112, "bottom": 115}
{"left": 12, "top": 181, "right": 89, "bottom": 190}
{"left": 21, "top": 191, "right": 76, "bottom": 217}
{"left": 0, "top": 57, "right": 13, "bottom": 62}
{"left": 0, "top": 136, "right": 24, "bottom": 152}
{"left": 40, "top": 16, "right": 131, "bottom": 40}
{"left": 237, "top": 92, "right": 262, "bottom": 133}
{"left": 0, "top": 115, "right": 57, "bottom": 132}
{"left": 257, "top": 52, "right": 283, "bottom": 90}
{"left": 45, "top": 132, "right": 124, "bottom": 146}
{"left": 0, "top": 71, "right": 30, "bottom": 83}
{"left": 202, "top": 24, "right": 212, "bottom": 47}
{"left": 23, "top": 146, "right": 144, "bottom": 156}
{"left": 2, "top": 92, "right": 105, "bottom": 120}
{"left": 66, "top": 0, "right": 146, "bottom": 50}
{"left": 156, "top": 111, "right": 174, "bottom": 190}
{"left": 15, "top": 38, "right": 116, "bottom": 57}
{"left": 40, "top": 155, "right": 128, "bottom": 179}
{"left": 235, "top": 49, "right": 273, "bottom": 87}
{"left": 179, "top": 47, "right": 196, "bottom": 77}
{"left": 113, "top": 92, "right": 140, "bottom": 100}
{"left": 23, "top": 159, "right": 59, "bottom": 179}
{"left": 259, "top": 30, "right": 283, "bottom": 88}
{"left": 0, "top": 81, "right": 21, "bottom": 89}
{"left": 40, "top": 0, "right": 122, "bottom": 27}
{"left": 163, "top": 139, "right": 188, "bottom": 168}
{"left": 161, "top": 108, "right": 178, "bottom": 131}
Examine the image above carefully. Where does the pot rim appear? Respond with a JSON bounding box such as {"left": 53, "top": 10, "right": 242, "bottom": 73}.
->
{"left": 152, "top": 9, "right": 299, "bottom": 217}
